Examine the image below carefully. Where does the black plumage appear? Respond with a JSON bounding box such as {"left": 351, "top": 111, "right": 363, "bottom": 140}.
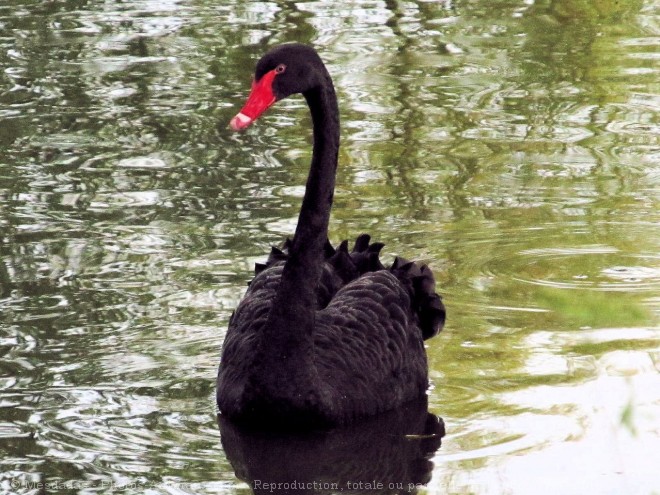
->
{"left": 217, "top": 44, "right": 445, "bottom": 428}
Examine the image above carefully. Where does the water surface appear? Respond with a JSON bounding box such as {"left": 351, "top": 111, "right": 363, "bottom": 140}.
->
{"left": 1, "top": 0, "right": 659, "bottom": 493}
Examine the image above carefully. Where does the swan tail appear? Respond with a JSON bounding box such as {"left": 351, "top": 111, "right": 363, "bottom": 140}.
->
{"left": 390, "top": 257, "right": 446, "bottom": 340}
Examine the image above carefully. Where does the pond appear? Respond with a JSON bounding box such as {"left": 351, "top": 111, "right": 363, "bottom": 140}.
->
{"left": 1, "top": 0, "right": 659, "bottom": 493}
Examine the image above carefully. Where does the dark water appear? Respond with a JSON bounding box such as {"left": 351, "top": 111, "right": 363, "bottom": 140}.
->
{"left": 1, "top": 0, "right": 659, "bottom": 493}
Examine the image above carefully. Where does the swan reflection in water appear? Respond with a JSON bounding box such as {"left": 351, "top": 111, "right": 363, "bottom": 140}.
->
{"left": 219, "top": 399, "right": 444, "bottom": 495}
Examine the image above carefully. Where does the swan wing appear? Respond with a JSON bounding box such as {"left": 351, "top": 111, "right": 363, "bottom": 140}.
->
{"left": 314, "top": 271, "right": 429, "bottom": 422}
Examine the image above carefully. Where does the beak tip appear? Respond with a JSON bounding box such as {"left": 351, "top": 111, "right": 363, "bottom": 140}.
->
{"left": 229, "top": 112, "right": 253, "bottom": 131}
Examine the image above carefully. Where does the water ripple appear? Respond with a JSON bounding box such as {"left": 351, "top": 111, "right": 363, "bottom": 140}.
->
{"left": 1, "top": 0, "right": 659, "bottom": 493}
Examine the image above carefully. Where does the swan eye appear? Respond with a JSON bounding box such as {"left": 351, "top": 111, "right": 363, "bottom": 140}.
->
{"left": 275, "top": 64, "right": 286, "bottom": 74}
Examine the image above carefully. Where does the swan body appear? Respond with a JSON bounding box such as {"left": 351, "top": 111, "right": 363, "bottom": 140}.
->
{"left": 217, "top": 44, "right": 445, "bottom": 428}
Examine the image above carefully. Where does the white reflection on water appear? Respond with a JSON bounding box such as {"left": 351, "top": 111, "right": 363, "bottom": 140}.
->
{"left": 0, "top": 0, "right": 659, "bottom": 493}
{"left": 432, "top": 325, "right": 660, "bottom": 495}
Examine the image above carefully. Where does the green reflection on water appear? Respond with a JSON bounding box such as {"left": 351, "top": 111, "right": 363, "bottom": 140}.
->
{"left": 0, "top": 0, "right": 658, "bottom": 493}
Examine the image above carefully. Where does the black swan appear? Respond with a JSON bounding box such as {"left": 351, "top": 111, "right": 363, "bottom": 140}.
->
{"left": 217, "top": 43, "right": 445, "bottom": 428}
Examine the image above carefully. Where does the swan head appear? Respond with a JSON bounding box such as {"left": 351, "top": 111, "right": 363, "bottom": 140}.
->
{"left": 230, "top": 43, "right": 327, "bottom": 131}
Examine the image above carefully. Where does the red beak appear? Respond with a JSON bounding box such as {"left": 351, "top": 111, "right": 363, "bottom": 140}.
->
{"left": 230, "top": 69, "right": 278, "bottom": 131}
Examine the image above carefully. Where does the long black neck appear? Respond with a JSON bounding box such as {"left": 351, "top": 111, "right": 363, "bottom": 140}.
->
{"left": 263, "top": 73, "right": 340, "bottom": 343}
